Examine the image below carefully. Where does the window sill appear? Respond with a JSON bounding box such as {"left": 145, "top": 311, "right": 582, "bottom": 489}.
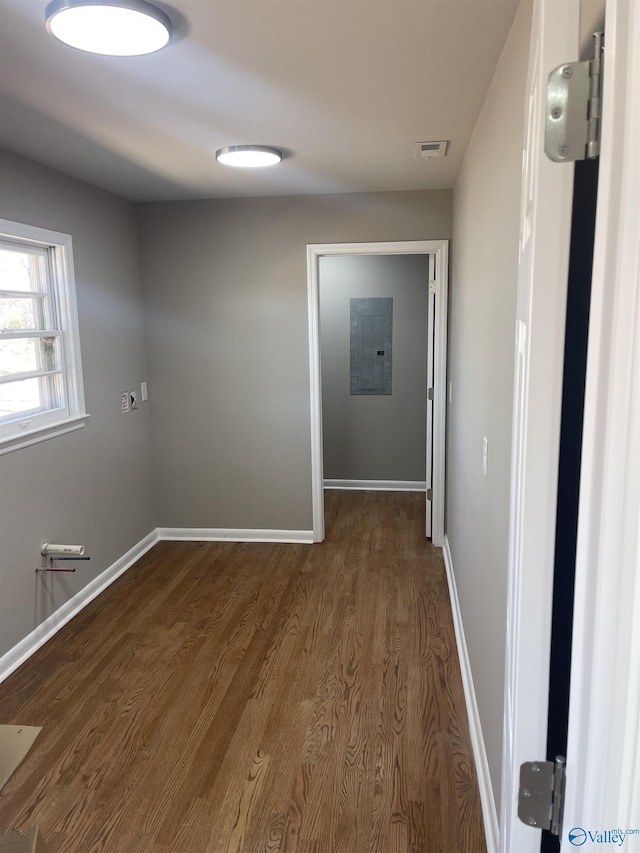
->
{"left": 0, "top": 414, "right": 90, "bottom": 456}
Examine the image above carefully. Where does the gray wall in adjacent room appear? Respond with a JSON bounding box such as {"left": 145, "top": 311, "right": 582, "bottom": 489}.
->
{"left": 319, "top": 254, "right": 428, "bottom": 482}
{"left": 0, "top": 149, "right": 156, "bottom": 659}
{"left": 136, "top": 190, "right": 451, "bottom": 530}
{"left": 447, "top": 1, "right": 532, "bottom": 811}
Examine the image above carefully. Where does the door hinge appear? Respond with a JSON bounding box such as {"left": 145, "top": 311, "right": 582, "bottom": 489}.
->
{"left": 426, "top": 488, "right": 433, "bottom": 501}
{"left": 545, "top": 31, "right": 603, "bottom": 162}
{"left": 518, "top": 756, "right": 566, "bottom": 836}
{"left": 429, "top": 280, "right": 437, "bottom": 295}
{"left": 427, "top": 387, "right": 434, "bottom": 401}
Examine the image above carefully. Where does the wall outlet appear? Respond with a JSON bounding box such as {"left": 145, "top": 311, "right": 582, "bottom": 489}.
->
{"left": 483, "top": 436, "right": 488, "bottom": 476}
{"left": 130, "top": 388, "right": 139, "bottom": 410}
{"left": 121, "top": 391, "right": 130, "bottom": 414}
{"left": 141, "top": 381, "right": 148, "bottom": 402}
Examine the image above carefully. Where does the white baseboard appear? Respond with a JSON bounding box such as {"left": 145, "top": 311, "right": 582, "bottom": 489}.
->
{"left": 323, "top": 479, "right": 426, "bottom": 492}
{"left": 157, "top": 528, "right": 314, "bottom": 544}
{"left": 442, "top": 535, "right": 499, "bottom": 853}
{"left": 0, "top": 529, "right": 159, "bottom": 685}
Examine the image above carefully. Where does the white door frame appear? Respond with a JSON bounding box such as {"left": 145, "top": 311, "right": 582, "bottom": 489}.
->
{"left": 502, "top": 1, "right": 640, "bottom": 850}
{"left": 500, "top": 1, "right": 578, "bottom": 850}
{"left": 563, "top": 0, "right": 640, "bottom": 839}
{"left": 306, "top": 240, "right": 448, "bottom": 545}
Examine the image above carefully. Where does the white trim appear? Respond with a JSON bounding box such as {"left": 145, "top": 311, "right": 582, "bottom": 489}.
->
{"left": 425, "top": 253, "right": 435, "bottom": 538}
{"left": 562, "top": 0, "right": 640, "bottom": 840}
{"left": 0, "top": 219, "right": 87, "bottom": 450}
{"left": 309, "top": 241, "right": 446, "bottom": 257}
{"left": 0, "top": 220, "right": 73, "bottom": 248}
{"left": 157, "top": 528, "right": 314, "bottom": 544}
{"left": 500, "top": 2, "right": 578, "bottom": 850}
{"left": 0, "top": 529, "right": 158, "bottom": 685}
{"left": 431, "top": 242, "right": 448, "bottom": 546}
{"left": 0, "top": 413, "right": 90, "bottom": 455}
{"left": 307, "top": 240, "right": 448, "bottom": 547}
{"left": 323, "top": 479, "right": 426, "bottom": 492}
{"left": 307, "top": 242, "right": 325, "bottom": 543}
{"left": 443, "top": 535, "right": 498, "bottom": 853}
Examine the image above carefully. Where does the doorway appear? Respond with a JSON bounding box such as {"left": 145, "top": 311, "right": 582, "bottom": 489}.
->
{"left": 306, "top": 240, "right": 448, "bottom": 545}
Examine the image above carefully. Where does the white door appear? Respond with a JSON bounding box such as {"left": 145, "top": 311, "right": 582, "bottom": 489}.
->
{"left": 562, "top": 0, "right": 640, "bottom": 840}
{"left": 500, "top": 1, "right": 579, "bottom": 851}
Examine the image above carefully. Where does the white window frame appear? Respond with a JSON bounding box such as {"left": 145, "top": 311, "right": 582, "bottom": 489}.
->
{"left": 0, "top": 219, "right": 88, "bottom": 454}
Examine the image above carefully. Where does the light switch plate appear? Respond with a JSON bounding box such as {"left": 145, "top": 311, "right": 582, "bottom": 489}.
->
{"left": 141, "top": 381, "right": 148, "bottom": 402}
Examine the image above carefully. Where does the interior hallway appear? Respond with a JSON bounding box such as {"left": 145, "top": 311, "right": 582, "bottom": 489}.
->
{"left": 0, "top": 491, "right": 484, "bottom": 852}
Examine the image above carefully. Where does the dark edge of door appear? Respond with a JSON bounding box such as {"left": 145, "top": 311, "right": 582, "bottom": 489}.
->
{"left": 541, "top": 156, "right": 599, "bottom": 853}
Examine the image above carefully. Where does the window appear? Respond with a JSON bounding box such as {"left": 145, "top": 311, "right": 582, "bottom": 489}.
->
{"left": 0, "top": 220, "right": 87, "bottom": 454}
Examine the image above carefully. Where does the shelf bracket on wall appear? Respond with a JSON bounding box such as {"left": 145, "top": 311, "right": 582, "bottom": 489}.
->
{"left": 35, "top": 555, "right": 90, "bottom": 573}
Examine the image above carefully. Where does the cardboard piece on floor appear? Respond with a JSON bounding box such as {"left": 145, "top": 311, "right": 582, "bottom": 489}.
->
{"left": 0, "top": 726, "right": 41, "bottom": 792}
{"left": 0, "top": 828, "right": 49, "bottom": 853}
{"left": 0, "top": 726, "right": 48, "bottom": 852}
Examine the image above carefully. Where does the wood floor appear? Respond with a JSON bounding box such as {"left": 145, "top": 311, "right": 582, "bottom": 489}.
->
{"left": 0, "top": 491, "right": 485, "bottom": 853}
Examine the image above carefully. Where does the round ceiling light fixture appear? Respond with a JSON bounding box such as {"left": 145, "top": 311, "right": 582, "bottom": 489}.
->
{"left": 215, "top": 146, "right": 283, "bottom": 168}
{"left": 45, "top": 0, "right": 172, "bottom": 56}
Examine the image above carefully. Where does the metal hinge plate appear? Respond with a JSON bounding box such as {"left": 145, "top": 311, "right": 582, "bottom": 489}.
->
{"left": 518, "top": 756, "right": 566, "bottom": 836}
{"left": 426, "top": 488, "right": 433, "bottom": 501}
{"left": 545, "top": 32, "right": 603, "bottom": 162}
{"left": 429, "top": 280, "right": 437, "bottom": 295}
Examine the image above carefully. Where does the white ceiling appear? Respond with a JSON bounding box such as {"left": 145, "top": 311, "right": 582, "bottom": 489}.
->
{"left": 0, "top": 0, "right": 519, "bottom": 201}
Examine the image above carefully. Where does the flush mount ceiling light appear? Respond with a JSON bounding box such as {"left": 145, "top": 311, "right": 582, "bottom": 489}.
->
{"left": 45, "top": 0, "right": 172, "bottom": 56}
{"left": 215, "top": 146, "right": 283, "bottom": 168}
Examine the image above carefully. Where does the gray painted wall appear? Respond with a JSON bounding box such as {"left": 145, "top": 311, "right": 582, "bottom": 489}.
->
{"left": 0, "top": 150, "right": 156, "bottom": 658}
{"left": 447, "top": 1, "right": 532, "bottom": 810}
{"left": 136, "top": 191, "right": 451, "bottom": 529}
{"left": 319, "top": 254, "right": 428, "bottom": 481}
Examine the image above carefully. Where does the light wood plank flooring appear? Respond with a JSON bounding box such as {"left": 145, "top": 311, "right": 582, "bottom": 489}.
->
{"left": 0, "top": 491, "right": 485, "bottom": 852}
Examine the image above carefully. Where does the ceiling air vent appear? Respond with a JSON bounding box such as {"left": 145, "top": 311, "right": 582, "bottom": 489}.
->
{"left": 415, "top": 140, "right": 448, "bottom": 159}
